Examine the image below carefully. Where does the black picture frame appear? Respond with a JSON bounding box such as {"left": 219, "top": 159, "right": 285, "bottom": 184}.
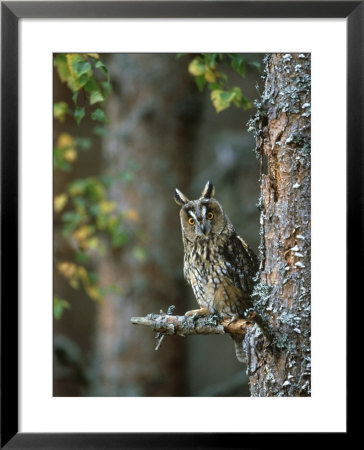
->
{"left": 1, "top": 1, "right": 357, "bottom": 447}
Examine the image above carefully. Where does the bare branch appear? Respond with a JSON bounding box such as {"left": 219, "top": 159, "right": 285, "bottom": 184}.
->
{"left": 130, "top": 313, "right": 252, "bottom": 337}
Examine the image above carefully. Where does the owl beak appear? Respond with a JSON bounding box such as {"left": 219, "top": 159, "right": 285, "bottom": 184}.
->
{"left": 199, "top": 221, "right": 210, "bottom": 236}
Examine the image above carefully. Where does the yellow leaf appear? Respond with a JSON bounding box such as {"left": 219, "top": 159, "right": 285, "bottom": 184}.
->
{"left": 85, "top": 285, "right": 102, "bottom": 301}
{"left": 210, "top": 89, "right": 235, "bottom": 113}
{"left": 125, "top": 209, "right": 139, "bottom": 222}
{"left": 86, "top": 53, "right": 99, "bottom": 59}
{"left": 57, "top": 262, "right": 77, "bottom": 279}
{"left": 63, "top": 148, "right": 77, "bottom": 163}
{"left": 188, "top": 58, "right": 206, "bottom": 76}
{"left": 77, "top": 266, "right": 88, "bottom": 282}
{"left": 54, "top": 102, "right": 68, "bottom": 123}
{"left": 73, "top": 225, "right": 93, "bottom": 242}
{"left": 54, "top": 193, "right": 68, "bottom": 212}
{"left": 99, "top": 200, "right": 116, "bottom": 214}
{"left": 204, "top": 68, "right": 216, "bottom": 83}
{"left": 57, "top": 133, "right": 74, "bottom": 148}
{"left": 70, "top": 278, "right": 80, "bottom": 289}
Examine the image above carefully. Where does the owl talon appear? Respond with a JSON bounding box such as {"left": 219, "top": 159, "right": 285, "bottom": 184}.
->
{"left": 244, "top": 308, "right": 257, "bottom": 321}
{"left": 226, "top": 314, "right": 239, "bottom": 326}
{"left": 185, "top": 308, "right": 211, "bottom": 320}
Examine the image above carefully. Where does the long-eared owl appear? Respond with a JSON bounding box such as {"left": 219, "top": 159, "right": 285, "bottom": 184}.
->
{"left": 174, "top": 181, "right": 258, "bottom": 362}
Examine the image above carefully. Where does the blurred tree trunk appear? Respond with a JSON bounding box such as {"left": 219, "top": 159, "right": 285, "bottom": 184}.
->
{"left": 246, "top": 53, "right": 311, "bottom": 396}
{"left": 92, "top": 54, "right": 201, "bottom": 396}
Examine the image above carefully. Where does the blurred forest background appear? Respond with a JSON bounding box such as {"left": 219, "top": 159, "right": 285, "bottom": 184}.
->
{"left": 53, "top": 53, "right": 264, "bottom": 397}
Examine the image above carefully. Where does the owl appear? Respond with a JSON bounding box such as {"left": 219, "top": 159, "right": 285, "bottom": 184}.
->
{"left": 174, "top": 181, "right": 259, "bottom": 362}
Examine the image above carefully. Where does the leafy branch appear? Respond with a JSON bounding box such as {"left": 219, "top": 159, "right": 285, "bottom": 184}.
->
{"left": 54, "top": 53, "right": 111, "bottom": 125}
{"left": 53, "top": 53, "right": 143, "bottom": 319}
{"left": 185, "top": 53, "right": 261, "bottom": 113}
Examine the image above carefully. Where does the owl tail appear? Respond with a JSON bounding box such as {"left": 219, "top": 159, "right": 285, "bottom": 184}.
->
{"left": 232, "top": 335, "right": 246, "bottom": 363}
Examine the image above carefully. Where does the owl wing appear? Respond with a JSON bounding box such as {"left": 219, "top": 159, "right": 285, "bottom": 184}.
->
{"left": 236, "top": 235, "right": 259, "bottom": 278}
{"left": 211, "top": 233, "right": 258, "bottom": 316}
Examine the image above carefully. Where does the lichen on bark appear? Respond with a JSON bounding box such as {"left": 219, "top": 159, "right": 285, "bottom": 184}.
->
{"left": 246, "top": 53, "right": 311, "bottom": 397}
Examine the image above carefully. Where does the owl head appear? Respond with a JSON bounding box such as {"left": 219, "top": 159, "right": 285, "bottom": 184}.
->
{"left": 174, "top": 181, "right": 232, "bottom": 241}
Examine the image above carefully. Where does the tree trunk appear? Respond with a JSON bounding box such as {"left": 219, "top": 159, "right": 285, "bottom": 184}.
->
{"left": 246, "top": 53, "right": 311, "bottom": 396}
{"left": 92, "top": 54, "right": 201, "bottom": 396}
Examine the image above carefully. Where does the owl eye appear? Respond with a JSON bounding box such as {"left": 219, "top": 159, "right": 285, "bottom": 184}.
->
{"left": 188, "top": 217, "right": 195, "bottom": 225}
{"left": 207, "top": 211, "right": 214, "bottom": 220}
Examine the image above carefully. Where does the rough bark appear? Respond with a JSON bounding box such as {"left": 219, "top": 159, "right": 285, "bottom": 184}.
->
{"left": 92, "top": 54, "right": 201, "bottom": 396}
{"left": 246, "top": 53, "right": 311, "bottom": 396}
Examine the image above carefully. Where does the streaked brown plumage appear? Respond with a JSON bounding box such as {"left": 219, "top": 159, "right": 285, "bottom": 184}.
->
{"left": 174, "top": 181, "right": 258, "bottom": 362}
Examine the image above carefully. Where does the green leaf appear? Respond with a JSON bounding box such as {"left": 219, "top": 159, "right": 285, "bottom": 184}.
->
{"left": 72, "top": 196, "right": 87, "bottom": 212}
{"left": 74, "top": 106, "right": 85, "bottom": 125}
{"left": 85, "top": 78, "right": 105, "bottom": 105}
{"left": 203, "top": 53, "right": 218, "bottom": 68}
{"left": 66, "top": 54, "right": 92, "bottom": 91}
{"left": 96, "top": 213, "right": 108, "bottom": 230}
{"left": 91, "top": 108, "right": 106, "bottom": 122}
{"left": 92, "top": 125, "right": 107, "bottom": 136}
{"left": 231, "top": 86, "right": 243, "bottom": 107}
{"left": 90, "top": 203, "right": 101, "bottom": 216}
{"left": 230, "top": 54, "right": 246, "bottom": 77}
{"left": 74, "top": 61, "right": 92, "bottom": 76}
{"left": 74, "top": 74, "right": 91, "bottom": 91}
{"left": 241, "top": 96, "right": 252, "bottom": 110}
{"left": 74, "top": 137, "right": 92, "bottom": 150}
{"left": 86, "top": 76, "right": 99, "bottom": 91}
{"left": 62, "top": 211, "right": 83, "bottom": 224}
{"left": 54, "top": 147, "right": 72, "bottom": 172}
{"left": 207, "top": 81, "right": 223, "bottom": 91}
{"left": 84, "top": 179, "right": 105, "bottom": 201}
{"left": 75, "top": 251, "right": 89, "bottom": 264}
{"left": 68, "top": 179, "right": 88, "bottom": 196}
{"left": 248, "top": 60, "right": 262, "bottom": 72}
{"left": 218, "top": 72, "right": 228, "bottom": 84}
{"left": 72, "top": 91, "right": 79, "bottom": 105}
{"left": 90, "top": 90, "right": 104, "bottom": 105}
{"left": 68, "top": 54, "right": 91, "bottom": 77}
{"left": 112, "top": 231, "right": 129, "bottom": 248}
{"left": 54, "top": 296, "right": 71, "bottom": 320}
{"left": 87, "top": 271, "right": 99, "bottom": 284}
{"left": 100, "top": 81, "right": 112, "bottom": 95}
{"left": 194, "top": 75, "right": 206, "bottom": 92}
{"left": 95, "top": 60, "right": 109, "bottom": 80}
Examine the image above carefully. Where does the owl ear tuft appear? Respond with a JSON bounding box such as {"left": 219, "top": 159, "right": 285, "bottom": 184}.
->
{"left": 174, "top": 188, "right": 189, "bottom": 206}
{"left": 201, "top": 181, "right": 215, "bottom": 199}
